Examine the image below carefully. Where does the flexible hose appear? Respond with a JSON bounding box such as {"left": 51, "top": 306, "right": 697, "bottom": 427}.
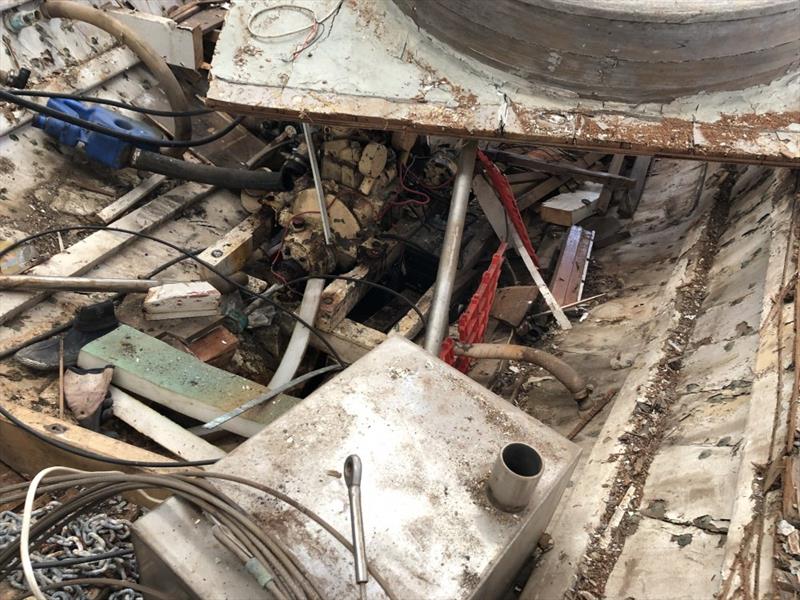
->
{"left": 453, "top": 342, "right": 591, "bottom": 406}
{"left": 39, "top": 0, "right": 191, "bottom": 154}
{"left": 130, "top": 149, "right": 294, "bottom": 191}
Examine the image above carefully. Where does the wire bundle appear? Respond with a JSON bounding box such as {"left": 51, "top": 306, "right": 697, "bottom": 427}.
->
{"left": 0, "top": 468, "right": 398, "bottom": 600}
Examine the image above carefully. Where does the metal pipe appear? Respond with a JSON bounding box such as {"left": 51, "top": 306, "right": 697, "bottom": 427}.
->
{"left": 424, "top": 140, "right": 478, "bottom": 354}
{"left": 453, "top": 342, "right": 592, "bottom": 409}
{"left": 488, "top": 442, "right": 543, "bottom": 513}
{"left": 0, "top": 274, "right": 170, "bottom": 292}
{"left": 302, "top": 123, "right": 334, "bottom": 245}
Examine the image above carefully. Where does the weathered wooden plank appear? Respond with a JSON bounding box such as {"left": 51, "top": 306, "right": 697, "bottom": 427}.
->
{"left": 316, "top": 236, "right": 409, "bottom": 330}
{"left": 540, "top": 189, "right": 602, "bottom": 226}
{"left": 0, "top": 182, "right": 213, "bottom": 325}
{"left": 596, "top": 154, "right": 626, "bottom": 214}
{"left": 784, "top": 456, "right": 800, "bottom": 526}
{"left": 392, "top": 222, "right": 496, "bottom": 339}
{"left": 98, "top": 174, "right": 168, "bottom": 224}
{"left": 490, "top": 150, "right": 635, "bottom": 188}
{"left": 0, "top": 403, "right": 169, "bottom": 476}
{"left": 550, "top": 226, "right": 595, "bottom": 306}
{"left": 310, "top": 318, "right": 388, "bottom": 363}
{"left": 619, "top": 155, "right": 653, "bottom": 218}
{"left": 78, "top": 325, "right": 300, "bottom": 438}
{"left": 518, "top": 153, "right": 606, "bottom": 210}
{"left": 491, "top": 286, "right": 538, "bottom": 326}
{"left": 110, "top": 387, "right": 226, "bottom": 461}
{"left": 196, "top": 214, "right": 268, "bottom": 278}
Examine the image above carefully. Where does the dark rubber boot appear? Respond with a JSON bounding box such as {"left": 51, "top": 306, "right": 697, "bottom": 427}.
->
{"left": 15, "top": 300, "right": 119, "bottom": 371}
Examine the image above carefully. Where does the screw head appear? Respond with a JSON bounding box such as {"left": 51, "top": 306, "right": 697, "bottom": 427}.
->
{"left": 211, "top": 249, "right": 223, "bottom": 258}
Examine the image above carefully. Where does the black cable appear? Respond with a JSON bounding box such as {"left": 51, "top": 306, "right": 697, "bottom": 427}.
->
{"left": 265, "top": 274, "right": 428, "bottom": 328}
{"left": 7, "top": 90, "right": 215, "bottom": 116}
{"left": 0, "top": 88, "right": 243, "bottom": 148}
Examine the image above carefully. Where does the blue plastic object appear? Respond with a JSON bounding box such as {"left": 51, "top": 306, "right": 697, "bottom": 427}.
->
{"left": 32, "top": 98, "right": 161, "bottom": 169}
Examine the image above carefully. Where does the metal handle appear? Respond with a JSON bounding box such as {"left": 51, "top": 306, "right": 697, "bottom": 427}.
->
{"left": 344, "top": 454, "right": 368, "bottom": 593}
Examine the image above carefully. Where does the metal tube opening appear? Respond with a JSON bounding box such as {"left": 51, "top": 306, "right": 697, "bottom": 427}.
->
{"left": 488, "top": 442, "right": 544, "bottom": 513}
{"left": 502, "top": 443, "right": 542, "bottom": 478}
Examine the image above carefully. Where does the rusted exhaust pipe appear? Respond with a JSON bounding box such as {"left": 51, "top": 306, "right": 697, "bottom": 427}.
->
{"left": 488, "top": 442, "right": 543, "bottom": 513}
{"left": 453, "top": 342, "right": 592, "bottom": 410}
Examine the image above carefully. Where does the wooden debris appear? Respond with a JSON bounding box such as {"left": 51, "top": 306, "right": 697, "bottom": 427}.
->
{"left": 309, "top": 318, "right": 388, "bottom": 363}
{"left": 784, "top": 455, "right": 800, "bottom": 526}
{"left": 473, "top": 175, "right": 571, "bottom": 330}
{"left": 489, "top": 150, "right": 635, "bottom": 188}
{"left": 0, "top": 403, "right": 170, "bottom": 477}
{"left": 98, "top": 174, "right": 167, "bottom": 224}
{"left": 518, "top": 153, "right": 606, "bottom": 210}
{"left": 143, "top": 281, "right": 221, "bottom": 321}
{"left": 188, "top": 326, "right": 239, "bottom": 366}
{"left": 491, "top": 286, "right": 539, "bottom": 326}
{"left": 540, "top": 189, "right": 602, "bottom": 226}
{"left": 0, "top": 181, "right": 214, "bottom": 326}
{"left": 596, "top": 154, "right": 626, "bottom": 214}
{"left": 117, "top": 293, "right": 224, "bottom": 343}
{"left": 109, "top": 387, "right": 225, "bottom": 461}
{"left": 619, "top": 155, "right": 653, "bottom": 218}
{"left": 78, "top": 325, "right": 300, "bottom": 437}
{"left": 550, "top": 226, "right": 596, "bottom": 306}
{"left": 196, "top": 214, "right": 268, "bottom": 278}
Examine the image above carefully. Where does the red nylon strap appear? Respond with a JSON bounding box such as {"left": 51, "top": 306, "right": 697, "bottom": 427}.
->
{"left": 477, "top": 149, "right": 540, "bottom": 267}
{"left": 440, "top": 242, "right": 508, "bottom": 372}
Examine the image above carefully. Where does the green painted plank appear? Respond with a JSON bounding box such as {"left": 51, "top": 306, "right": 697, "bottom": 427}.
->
{"left": 78, "top": 325, "right": 300, "bottom": 437}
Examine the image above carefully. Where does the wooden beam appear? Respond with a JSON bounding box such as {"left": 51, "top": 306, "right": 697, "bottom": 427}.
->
{"left": 518, "top": 153, "right": 606, "bottom": 210}
{"left": 0, "top": 403, "right": 169, "bottom": 476}
{"left": 540, "top": 189, "right": 602, "bottom": 226}
{"left": 110, "top": 387, "right": 226, "bottom": 461}
{"left": 78, "top": 325, "right": 301, "bottom": 438}
{"left": 196, "top": 214, "right": 268, "bottom": 278}
{"left": 309, "top": 318, "right": 387, "bottom": 363}
{"left": 619, "top": 156, "right": 653, "bottom": 218}
{"left": 98, "top": 174, "right": 168, "bottom": 224}
{"left": 0, "top": 182, "right": 213, "bottom": 326}
{"left": 550, "top": 226, "right": 595, "bottom": 306}
{"left": 488, "top": 151, "right": 635, "bottom": 189}
{"left": 392, "top": 222, "right": 496, "bottom": 340}
{"left": 474, "top": 175, "right": 571, "bottom": 330}
{"left": 596, "top": 154, "right": 626, "bottom": 214}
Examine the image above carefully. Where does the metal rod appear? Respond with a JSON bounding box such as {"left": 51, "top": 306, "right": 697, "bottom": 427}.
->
{"left": 58, "top": 337, "right": 65, "bottom": 420}
{"left": 344, "top": 455, "right": 368, "bottom": 596}
{"left": 0, "top": 275, "right": 174, "bottom": 292}
{"left": 302, "top": 122, "right": 333, "bottom": 245}
{"left": 424, "top": 140, "right": 478, "bottom": 354}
